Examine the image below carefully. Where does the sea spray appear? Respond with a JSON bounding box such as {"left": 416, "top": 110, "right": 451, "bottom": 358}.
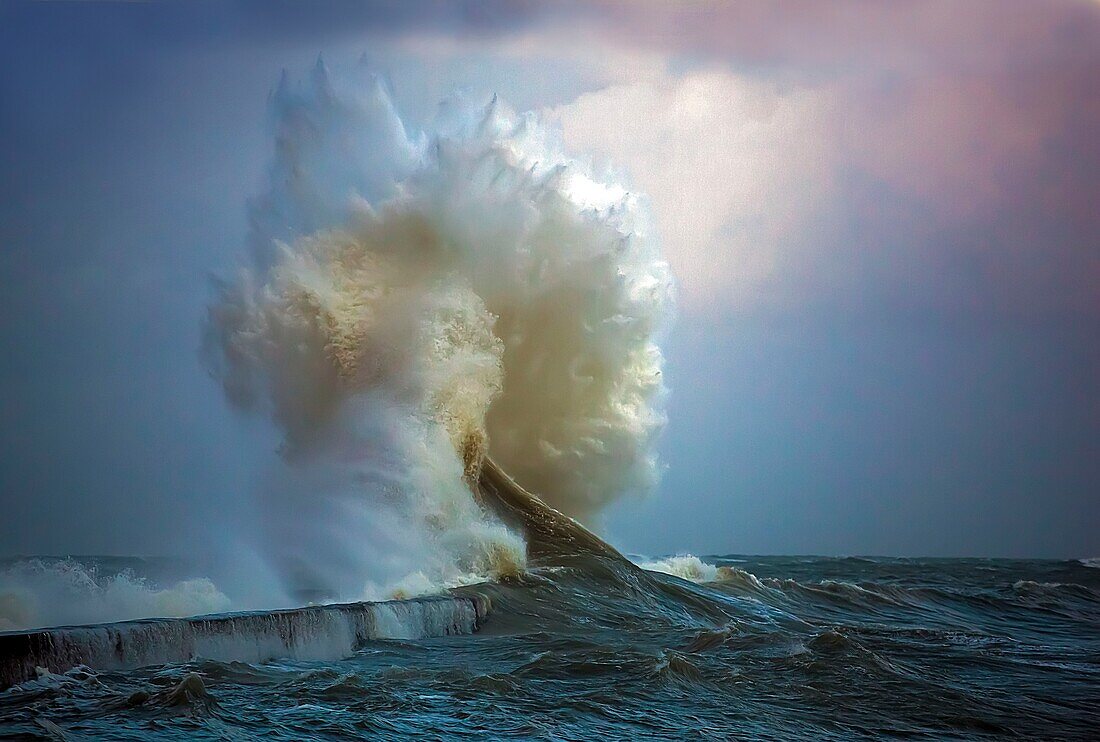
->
{"left": 0, "top": 558, "right": 231, "bottom": 632}
{"left": 204, "top": 61, "right": 673, "bottom": 601}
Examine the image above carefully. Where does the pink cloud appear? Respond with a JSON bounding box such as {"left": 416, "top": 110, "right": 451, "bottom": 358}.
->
{"left": 545, "top": 0, "right": 1100, "bottom": 316}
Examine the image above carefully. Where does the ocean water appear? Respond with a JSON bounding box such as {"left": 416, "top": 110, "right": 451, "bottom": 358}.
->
{"left": 2, "top": 554, "right": 1098, "bottom": 740}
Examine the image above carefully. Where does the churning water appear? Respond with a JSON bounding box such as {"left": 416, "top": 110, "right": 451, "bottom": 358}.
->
{"left": 2, "top": 553, "right": 1098, "bottom": 739}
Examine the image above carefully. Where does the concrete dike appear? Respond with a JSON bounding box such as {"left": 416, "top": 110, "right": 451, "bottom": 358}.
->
{"left": 0, "top": 593, "right": 491, "bottom": 689}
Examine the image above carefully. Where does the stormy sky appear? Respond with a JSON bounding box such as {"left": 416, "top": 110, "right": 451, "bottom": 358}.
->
{"left": 1, "top": 0, "right": 1097, "bottom": 559}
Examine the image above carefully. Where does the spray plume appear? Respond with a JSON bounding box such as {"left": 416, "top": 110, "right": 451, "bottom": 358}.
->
{"left": 204, "top": 60, "right": 673, "bottom": 600}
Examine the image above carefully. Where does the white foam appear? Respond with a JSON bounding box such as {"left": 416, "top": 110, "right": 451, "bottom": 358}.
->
{"left": 635, "top": 555, "right": 719, "bottom": 583}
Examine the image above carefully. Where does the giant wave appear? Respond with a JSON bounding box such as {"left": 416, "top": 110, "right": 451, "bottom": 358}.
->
{"left": 203, "top": 59, "right": 672, "bottom": 603}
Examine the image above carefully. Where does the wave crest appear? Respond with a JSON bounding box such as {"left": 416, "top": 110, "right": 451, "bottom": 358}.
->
{"left": 636, "top": 555, "right": 719, "bottom": 582}
{"left": 203, "top": 62, "right": 672, "bottom": 599}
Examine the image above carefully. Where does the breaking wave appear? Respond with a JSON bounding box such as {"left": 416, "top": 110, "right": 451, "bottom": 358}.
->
{"left": 634, "top": 554, "right": 719, "bottom": 582}
{"left": 203, "top": 60, "right": 672, "bottom": 602}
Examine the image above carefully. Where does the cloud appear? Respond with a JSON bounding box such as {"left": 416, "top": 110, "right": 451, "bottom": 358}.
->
{"left": 549, "top": 69, "right": 835, "bottom": 308}
{"left": 540, "top": 0, "right": 1100, "bottom": 316}
{"left": 580, "top": 0, "right": 1098, "bottom": 77}
{"left": 5, "top": 0, "right": 1095, "bottom": 316}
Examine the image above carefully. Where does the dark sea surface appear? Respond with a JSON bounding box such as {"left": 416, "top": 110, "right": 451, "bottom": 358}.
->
{"left": 1, "top": 555, "right": 1098, "bottom": 740}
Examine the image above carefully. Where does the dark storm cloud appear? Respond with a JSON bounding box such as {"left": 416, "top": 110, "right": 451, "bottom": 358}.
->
{"left": 0, "top": 0, "right": 545, "bottom": 55}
